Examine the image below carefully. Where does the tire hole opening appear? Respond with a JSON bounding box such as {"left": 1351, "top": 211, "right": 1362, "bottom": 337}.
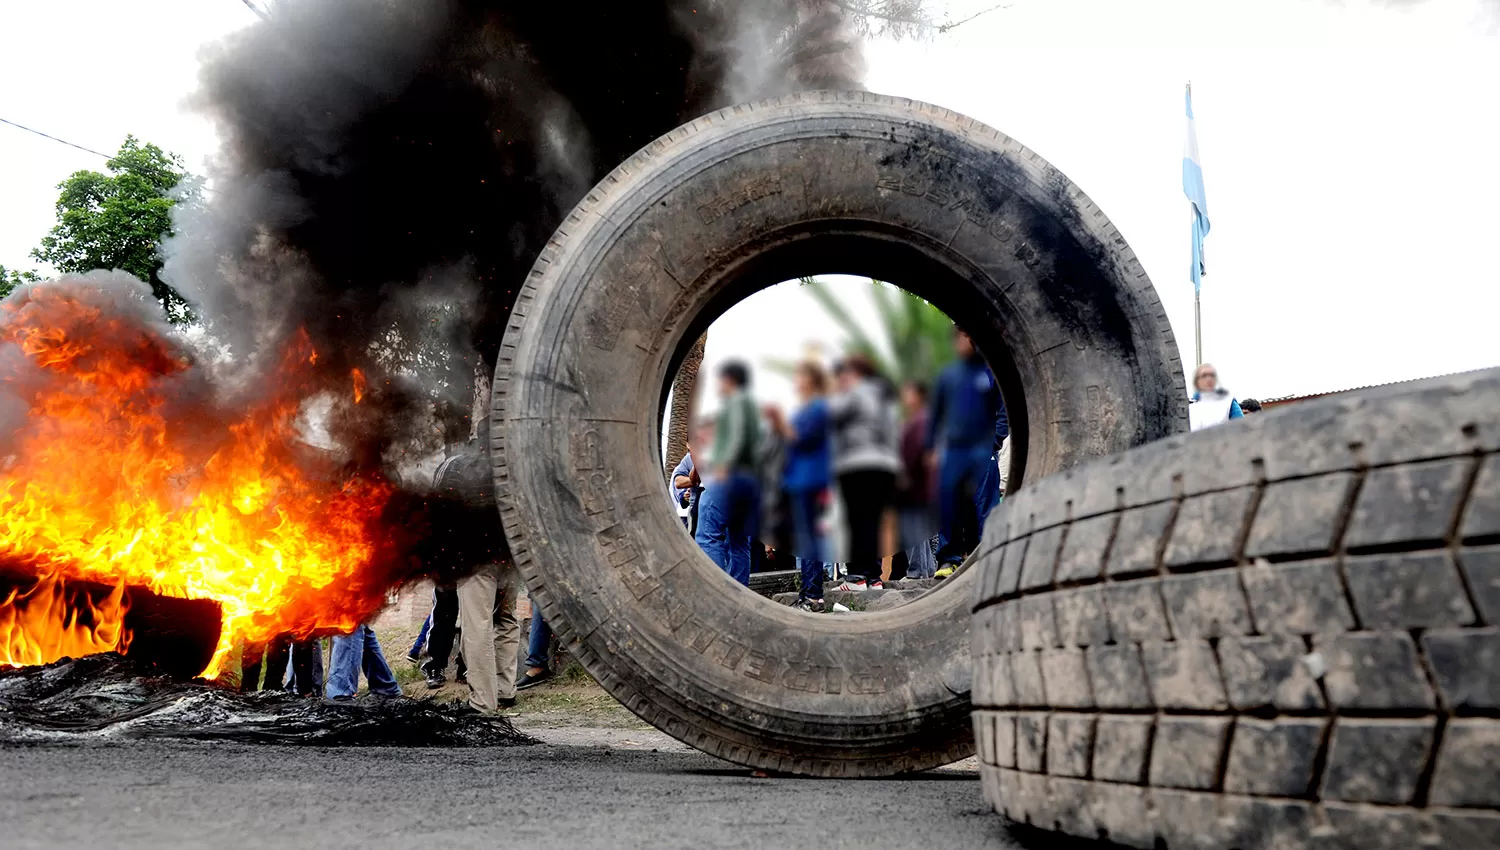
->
{"left": 659, "top": 274, "right": 1022, "bottom": 618}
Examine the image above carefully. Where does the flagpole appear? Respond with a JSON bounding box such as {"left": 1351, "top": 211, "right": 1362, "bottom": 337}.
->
{"left": 1194, "top": 282, "right": 1202, "bottom": 366}
{"left": 1195, "top": 208, "right": 1203, "bottom": 365}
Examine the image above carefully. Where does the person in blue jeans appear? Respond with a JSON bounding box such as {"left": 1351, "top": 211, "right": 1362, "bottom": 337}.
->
{"left": 928, "top": 328, "right": 1008, "bottom": 578}
{"left": 781, "top": 361, "right": 831, "bottom": 611}
{"left": 517, "top": 610, "right": 553, "bottom": 690}
{"left": 694, "top": 360, "right": 761, "bottom": 586}
{"left": 694, "top": 473, "right": 759, "bottom": 585}
{"left": 325, "top": 623, "right": 402, "bottom": 700}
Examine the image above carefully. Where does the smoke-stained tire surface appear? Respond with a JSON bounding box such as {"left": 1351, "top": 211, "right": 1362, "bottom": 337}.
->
{"left": 971, "top": 368, "right": 1500, "bottom": 847}
{"left": 493, "top": 91, "right": 1185, "bottom": 776}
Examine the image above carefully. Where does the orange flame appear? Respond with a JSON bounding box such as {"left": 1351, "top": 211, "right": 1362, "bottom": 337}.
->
{"left": 0, "top": 282, "right": 396, "bottom": 677}
{"left": 0, "top": 574, "right": 130, "bottom": 668}
{"left": 351, "top": 368, "right": 366, "bottom": 405}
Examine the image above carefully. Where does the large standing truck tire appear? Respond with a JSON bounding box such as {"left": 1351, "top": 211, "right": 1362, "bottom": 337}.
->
{"left": 493, "top": 91, "right": 1185, "bottom": 776}
{"left": 972, "top": 368, "right": 1500, "bottom": 847}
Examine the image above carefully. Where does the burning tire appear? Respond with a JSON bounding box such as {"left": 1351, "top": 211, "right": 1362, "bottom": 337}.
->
{"left": 972, "top": 369, "right": 1500, "bottom": 847}
{"left": 493, "top": 92, "right": 1185, "bottom": 776}
{"left": 0, "top": 575, "right": 221, "bottom": 680}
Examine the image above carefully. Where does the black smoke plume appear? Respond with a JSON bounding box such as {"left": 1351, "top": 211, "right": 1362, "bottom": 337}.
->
{"left": 160, "top": 0, "right": 876, "bottom": 572}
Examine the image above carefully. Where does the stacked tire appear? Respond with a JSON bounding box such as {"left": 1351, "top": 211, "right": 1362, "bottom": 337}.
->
{"left": 971, "top": 368, "right": 1500, "bottom": 849}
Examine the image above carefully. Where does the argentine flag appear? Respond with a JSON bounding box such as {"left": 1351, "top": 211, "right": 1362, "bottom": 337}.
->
{"left": 1183, "top": 85, "right": 1210, "bottom": 293}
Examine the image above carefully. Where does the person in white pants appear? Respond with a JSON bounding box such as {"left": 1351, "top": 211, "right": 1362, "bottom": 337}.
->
{"left": 457, "top": 560, "right": 522, "bottom": 712}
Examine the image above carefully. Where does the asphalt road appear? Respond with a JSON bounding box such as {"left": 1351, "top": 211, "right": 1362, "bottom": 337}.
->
{"left": 0, "top": 730, "right": 1064, "bottom": 850}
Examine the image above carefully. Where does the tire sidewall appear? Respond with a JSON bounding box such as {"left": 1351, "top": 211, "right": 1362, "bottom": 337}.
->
{"left": 494, "top": 92, "right": 1185, "bottom": 774}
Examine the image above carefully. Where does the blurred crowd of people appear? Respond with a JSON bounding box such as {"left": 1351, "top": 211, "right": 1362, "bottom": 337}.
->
{"left": 238, "top": 450, "right": 557, "bottom": 714}
{"left": 670, "top": 334, "right": 1268, "bottom": 613}
{"left": 237, "top": 585, "right": 554, "bottom": 714}
{"left": 236, "top": 357, "right": 1265, "bottom": 701}
{"left": 672, "top": 326, "right": 1010, "bottom": 613}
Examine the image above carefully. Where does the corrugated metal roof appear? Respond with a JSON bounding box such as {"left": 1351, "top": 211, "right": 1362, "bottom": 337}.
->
{"left": 1259, "top": 369, "right": 1481, "bottom": 405}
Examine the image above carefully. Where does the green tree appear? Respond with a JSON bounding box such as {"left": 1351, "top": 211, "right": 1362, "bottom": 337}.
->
{"left": 0, "top": 265, "right": 42, "bottom": 300}
{"left": 765, "top": 277, "right": 956, "bottom": 389}
{"left": 31, "top": 136, "right": 196, "bottom": 320}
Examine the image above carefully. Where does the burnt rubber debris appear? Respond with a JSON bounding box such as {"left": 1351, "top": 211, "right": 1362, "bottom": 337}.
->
{"left": 0, "top": 655, "right": 534, "bottom": 747}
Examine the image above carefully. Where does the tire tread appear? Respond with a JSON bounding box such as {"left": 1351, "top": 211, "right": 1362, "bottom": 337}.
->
{"left": 974, "top": 368, "right": 1500, "bottom": 845}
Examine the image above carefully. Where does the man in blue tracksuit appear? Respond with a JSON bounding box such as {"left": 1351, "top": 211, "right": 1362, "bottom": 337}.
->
{"left": 927, "top": 328, "right": 1008, "bottom": 576}
{"left": 973, "top": 413, "right": 1006, "bottom": 529}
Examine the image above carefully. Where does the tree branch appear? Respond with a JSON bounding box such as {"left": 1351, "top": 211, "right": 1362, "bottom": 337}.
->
{"left": 822, "top": 0, "right": 932, "bottom": 29}
{"left": 937, "top": 1, "right": 1013, "bottom": 32}
{"left": 239, "top": 0, "right": 270, "bottom": 21}
{"left": 821, "top": 0, "right": 1012, "bottom": 34}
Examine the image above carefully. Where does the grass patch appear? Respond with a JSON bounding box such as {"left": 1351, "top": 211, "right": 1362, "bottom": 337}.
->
{"left": 372, "top": 617, "right": 642, "bottom": 727}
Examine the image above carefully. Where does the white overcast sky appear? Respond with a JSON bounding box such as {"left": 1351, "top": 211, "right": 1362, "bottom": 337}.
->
{"left": 2, "top": 0, "right": 1497, "bottom": 413}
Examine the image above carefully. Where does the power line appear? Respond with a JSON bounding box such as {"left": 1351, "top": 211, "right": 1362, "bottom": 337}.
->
{"left": 0, "top": 117, "right": 111, "bottom": 159}
{"left": 1, "top": 116, "right": 217, "bottom": 198}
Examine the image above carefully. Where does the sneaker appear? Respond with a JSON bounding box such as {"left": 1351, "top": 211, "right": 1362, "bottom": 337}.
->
{"left": 405, "top": 650, "right": 423, "bottom": 665}
{"left": 934, "top": 564, "right": 957, "bottom": 579}
{"left": 516, "top": 668, "right": 554, "bottom": 690}
{"left": 421, "top": 661, "right": 446, "bottom": 689}
{"left": 867, "top": 579, "right": 884, "bottom": 590}
{"left": 792, "top": 597, "right": 825, "bottom": 613}
{"left": 498, "top": 696, "right": 518, "bottom": 709}
{"left": 834, "top": 579, "right": 866, "bottom": 592}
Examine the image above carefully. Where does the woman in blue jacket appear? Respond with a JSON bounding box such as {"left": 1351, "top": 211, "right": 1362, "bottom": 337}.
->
{"left": 1189, "top": 363, "right": 1244, "bottom": 431}
{"left": 782, "top": 362, "right": 832, "bottom": 611}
